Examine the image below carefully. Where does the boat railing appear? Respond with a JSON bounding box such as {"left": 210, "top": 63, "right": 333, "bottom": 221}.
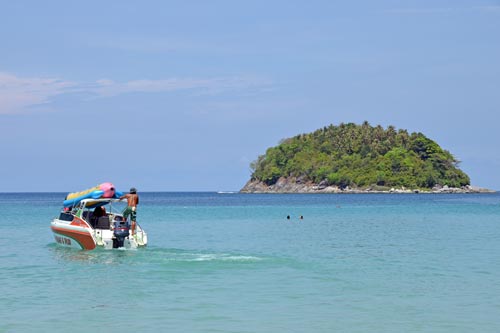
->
{"left": 132, "top": 221, "right": 147, "bottom": 245}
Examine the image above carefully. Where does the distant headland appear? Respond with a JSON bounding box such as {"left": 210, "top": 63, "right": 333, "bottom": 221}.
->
{"left": 240, "top": 122, "right": 494, "bottom": 194}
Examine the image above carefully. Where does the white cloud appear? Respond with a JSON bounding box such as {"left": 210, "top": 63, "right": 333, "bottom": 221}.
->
{"left": 480, "top": 5, "right": 500, "bottom": 12}
{"left": 85, "top": 35, "right": 180, "bottom": 54}
{"left": 384, "top": 7, "right": 457, "bottom": 15}
{"left": 0, "top": 72, "right": 77, "bottom": 114}
{"left": 385, "top": 5, "right": 500, "bottom": 15}
{"left": 0, "top": 72, "right": 272, "bottom": 114}
{"left": 91, "top": 76, "right": 271, "bottom": 97}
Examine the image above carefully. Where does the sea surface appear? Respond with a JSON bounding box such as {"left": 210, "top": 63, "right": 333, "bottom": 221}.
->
{"left": 1, "top": 192, "right": 500, "bottom": 333}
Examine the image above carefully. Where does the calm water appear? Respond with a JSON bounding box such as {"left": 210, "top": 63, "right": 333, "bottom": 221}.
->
{"left": 1, "top": 192, "right": 500, "bottom": 332}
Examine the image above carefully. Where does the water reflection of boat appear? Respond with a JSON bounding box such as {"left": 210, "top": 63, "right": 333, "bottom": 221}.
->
{"left": 50, "top": 198, "right": 147, "bottom": 250}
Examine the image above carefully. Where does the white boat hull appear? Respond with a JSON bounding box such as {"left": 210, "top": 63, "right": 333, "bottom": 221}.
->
{"left": 51, "top": 218, "right": 147, "bottom": 250}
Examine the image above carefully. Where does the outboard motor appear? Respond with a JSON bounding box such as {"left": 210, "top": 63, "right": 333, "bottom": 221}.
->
{"left": 113, "top": 219, "right": 130, "bottom": 248}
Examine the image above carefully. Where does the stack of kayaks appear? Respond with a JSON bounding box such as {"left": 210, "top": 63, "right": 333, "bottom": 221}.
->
{"left": 63, "top": 182, "right": 124, "bottom": 208}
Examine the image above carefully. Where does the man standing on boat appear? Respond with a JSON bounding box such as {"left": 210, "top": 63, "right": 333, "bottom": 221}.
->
{"left": 120, "top": 187, "right": 139, "bottom": 235}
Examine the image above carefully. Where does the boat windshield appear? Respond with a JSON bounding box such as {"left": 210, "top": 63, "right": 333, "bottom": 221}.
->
{"left": 75, "top": 199, "right": 127, "bottom": 215}
{"left": 102, "top": 200, "right": 127, "bottom": 215}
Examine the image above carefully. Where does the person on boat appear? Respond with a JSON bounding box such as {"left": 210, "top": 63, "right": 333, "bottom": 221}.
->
{"left": 89, "top": 206, "right": 106, "bottom": 227}
{"left": 120, "top": 187, "right": 139, "bottom": 235}
{"left": 93, "top": 206, "right": 106, "bottom": 217}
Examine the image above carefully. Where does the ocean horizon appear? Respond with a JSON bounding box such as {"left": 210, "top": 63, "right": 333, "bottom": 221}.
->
{"left": 1, "top": 191, "right": 500, "bottom": 332}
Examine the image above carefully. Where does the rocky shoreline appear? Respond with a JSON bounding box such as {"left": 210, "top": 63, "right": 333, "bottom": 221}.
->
{"left": 240, "top": 177, "right": 496, "bottom": 194}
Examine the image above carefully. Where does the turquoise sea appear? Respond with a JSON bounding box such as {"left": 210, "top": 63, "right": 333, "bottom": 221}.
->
{"left": 1, "top": 192, "right": 500, "bottom": 332}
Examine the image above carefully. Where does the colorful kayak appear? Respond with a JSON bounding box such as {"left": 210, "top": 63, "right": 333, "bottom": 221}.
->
{"left": 63, "top": 182, "right": 123, "bottom": 208}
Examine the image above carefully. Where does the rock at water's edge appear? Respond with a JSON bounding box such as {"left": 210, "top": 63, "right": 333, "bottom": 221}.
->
{"left": 239, "top": 177, "right": 495, "bottom": 194}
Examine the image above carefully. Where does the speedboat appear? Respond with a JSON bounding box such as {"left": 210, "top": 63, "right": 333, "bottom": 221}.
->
{"left": 50, "top": 183, "right": 147, "bottom": 250}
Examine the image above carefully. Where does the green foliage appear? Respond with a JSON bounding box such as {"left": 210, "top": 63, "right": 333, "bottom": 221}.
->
{"left": 250, "top": 122, "right": 470, "bottom": 189}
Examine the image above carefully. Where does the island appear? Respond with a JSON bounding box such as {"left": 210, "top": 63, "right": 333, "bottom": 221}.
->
{"left": 240, "top": 122, "right": 493, "bottom": 193}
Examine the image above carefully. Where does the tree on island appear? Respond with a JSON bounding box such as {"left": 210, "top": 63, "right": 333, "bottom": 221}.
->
{"left": 249, "top": 122, "right": 470, "bottom": 190}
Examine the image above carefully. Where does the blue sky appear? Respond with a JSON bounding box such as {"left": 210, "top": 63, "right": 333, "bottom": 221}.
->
{"left": 1, "top": 1, "right": 499, "bottom": 192}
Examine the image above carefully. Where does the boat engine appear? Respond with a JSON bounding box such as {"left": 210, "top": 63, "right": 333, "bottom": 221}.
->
{"left": 113, "top": 219, "right": 130, "bottom": 248}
